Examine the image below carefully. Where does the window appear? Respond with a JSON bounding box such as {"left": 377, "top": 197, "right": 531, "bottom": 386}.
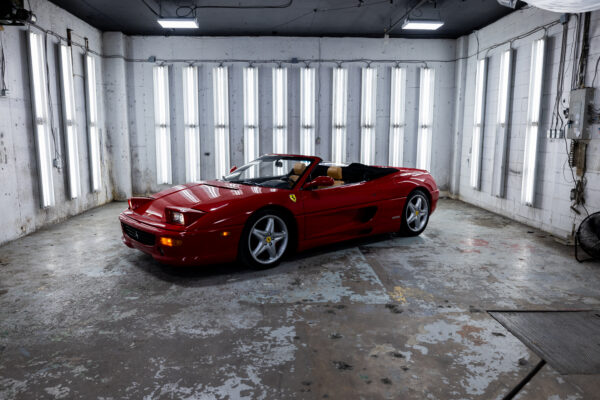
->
{"left": 243, "top": 66, "right": 259, "bottom": 163}
{"left": 85, "top": 54, "right": 102, "bottom": 192}
{"left": 470, "top": 58, "right": 488, "bottom": 190}
{"left": 28, "top": 31, "right": 55, "bottom": 207}
{"left": 492, "top": 50, "right": 513, "bottom": 198}
{"left": 213, "top": 66, "right": 230, "bottom": 178}
{"left": 272, "top": 67, "right": 288, "bottom": 154}
{"left": 59, "top": 44, "right": 81, "bottom": 199}
{"left": 331, "top": 67, "right": 348, "bottom": 163}
{"left": 417, "top": 67, "right": 435, "bottom": 171}
{"left": 183, "top": 65, "right": 200, "bottom": 182}
{"left": 153, "top": 65, "right": 172, "bottom": 184}
{"left": 360, "top": 67, "right": 377, "bottom": 165}
{"left": 389, "top": 67, "right": 406, "bottom": 167}
{"left": 300, "top": 67, "right": 316, "bottom": 156}
{"left": 522, "top": 39, "right": 545, "bottom": 206}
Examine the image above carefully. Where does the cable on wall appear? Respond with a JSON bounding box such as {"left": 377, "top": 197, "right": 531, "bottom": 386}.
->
{"left": 26, "top": 15, "right": 562, "bottom": 69}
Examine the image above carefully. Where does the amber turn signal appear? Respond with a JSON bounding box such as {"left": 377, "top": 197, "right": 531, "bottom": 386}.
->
{"left": 221, "top": 231, "right": 231, "bottom": 237}
{"left": 160, "top": 237, "right": 183, "bottom": 247}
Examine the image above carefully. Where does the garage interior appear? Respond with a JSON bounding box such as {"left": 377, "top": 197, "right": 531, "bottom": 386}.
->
{"left": 1, "top": 0, "right": 600, "bottom": 398}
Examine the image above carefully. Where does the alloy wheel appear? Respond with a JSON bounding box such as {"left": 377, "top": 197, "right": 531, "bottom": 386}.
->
{"left": 248, "top": 215, "right": 289, "bottom": 265}
{"left": 406, "top": 193, "right": 429, "bottom": 232}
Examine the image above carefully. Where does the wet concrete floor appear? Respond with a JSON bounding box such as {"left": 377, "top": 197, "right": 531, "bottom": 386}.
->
{"left": 0, "top": 199, "right": 599, "bottom": 399}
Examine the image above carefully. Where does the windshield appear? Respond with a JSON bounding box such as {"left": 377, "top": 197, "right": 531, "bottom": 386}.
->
{"left": 222, "top": 156, "right": 313, "bottom": 189}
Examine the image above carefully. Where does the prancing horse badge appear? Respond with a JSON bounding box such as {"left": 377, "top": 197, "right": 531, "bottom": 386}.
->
{"left": 289, "top": 194, "right": 297, "bottom": 203}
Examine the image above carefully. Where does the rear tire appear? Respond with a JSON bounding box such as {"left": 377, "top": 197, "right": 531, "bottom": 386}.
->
{"left": 239, "top": 209, "right": 291, "bottom": 269}
{"left": 399, "top": 190, "right": 430, "bottom": 236}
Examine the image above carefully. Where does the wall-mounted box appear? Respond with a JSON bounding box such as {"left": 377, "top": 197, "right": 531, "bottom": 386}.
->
{"left": 567, "top": 88, "right": 594, "bottom": 140}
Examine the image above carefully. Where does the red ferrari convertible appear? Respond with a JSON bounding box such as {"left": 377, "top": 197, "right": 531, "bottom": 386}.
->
{"left": 119, "top": 154, "right": 439, "bottom": 268}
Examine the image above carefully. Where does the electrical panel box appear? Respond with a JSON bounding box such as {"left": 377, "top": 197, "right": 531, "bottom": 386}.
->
{"left": 567, "top": 88, "right": 594, "bottom": 140}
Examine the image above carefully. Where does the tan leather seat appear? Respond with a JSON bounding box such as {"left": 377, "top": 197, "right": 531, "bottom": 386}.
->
{"left": 289, "top": 162, "right": 306, "bottom": 182}
{"left": 327, "top": 166, "right": 344, "bottom": 186}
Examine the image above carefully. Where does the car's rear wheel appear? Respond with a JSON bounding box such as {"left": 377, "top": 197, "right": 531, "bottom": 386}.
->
{"left": 239, "top": 210, "right": 290, "bottom": 269}
{"left": 400, "top": 190, "right": 430, "bottom": 236}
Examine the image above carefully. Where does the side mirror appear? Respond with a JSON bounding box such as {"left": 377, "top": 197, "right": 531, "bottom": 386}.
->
{"left": 229, "top": 166, "right": 238, "bottom": 173}
{"left": 304, "top": 176, "right": 334, "bottom": 190}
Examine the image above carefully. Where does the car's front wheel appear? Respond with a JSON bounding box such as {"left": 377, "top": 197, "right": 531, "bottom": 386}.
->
{"left": 400, "top": 190, "right": 430, "bottom": 236}
{"left": 239, "top": 210, "right": 290, "bottom": 269}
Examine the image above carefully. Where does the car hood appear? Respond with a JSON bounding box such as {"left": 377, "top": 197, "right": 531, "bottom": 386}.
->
{"left": 136, "top": 181, "right": 273, "bottom": 222}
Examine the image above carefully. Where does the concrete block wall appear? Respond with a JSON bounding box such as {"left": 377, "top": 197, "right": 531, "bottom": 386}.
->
{"left": 4, "top": 0, "right": 599, "bottom": 245}
{"left": 456, "top": 6, "right": 600, "bottom": 239}
{"left": 0, "top": 0, "right": 112, "bottom": 245}
{"left": 123, "top": 36, "right": 457, "bottom": 195}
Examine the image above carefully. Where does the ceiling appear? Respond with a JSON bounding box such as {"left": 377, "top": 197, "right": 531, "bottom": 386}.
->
{"left": 47, "top": 0, "right": 519, "bottom": 38}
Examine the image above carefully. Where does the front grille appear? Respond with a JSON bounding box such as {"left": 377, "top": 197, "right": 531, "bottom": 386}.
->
{"left": 122, "top": 223, "right": 155, "bottom": 246}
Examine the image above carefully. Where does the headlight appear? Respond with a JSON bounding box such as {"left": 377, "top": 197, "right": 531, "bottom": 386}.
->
{"left": 165, "top": 207, "right": 206, "bottom": 226}
{"left": 170, "top": 211, "right": 185, "bottom": 225}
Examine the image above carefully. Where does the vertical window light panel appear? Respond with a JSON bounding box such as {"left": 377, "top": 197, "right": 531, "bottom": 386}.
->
{"left": 59, "top": 44, "right": 81, "bottom": 199}
{"left": 300, "top": 67, "right": 316, "bottom": 156}
{"left": 85, "top": 54, "right": 102, "bottom": 192}
{"left": 213, "top": 66, "right": 230, "bottom": 178}
{"left": 360, "top": 67, "right": 377, "bottom": 165}
{"left": 243, "top": 66, "right": 259, "bottom": 163}
{"left": 153, "top": 65, "right": 172, "bottom": 184}
{"left": 521, "top": 39, "right": 545, "bottom": 206}
{"left": 272, "top": 67, "right": 288, "bottom": 154}
{"left": 492, "top": 50, "right": 513, "bottom": 198}
{"left": 417, "top": 67, "right": 435, "bottom": 171}
{"left": 28, "top": 31, "right": 55, "bottom": 207}
{"left": 183, "top": 66, "right": 200, "bottom": 182}
{"left": 389, "top": 67, "right": 406, "bottom": 167}
{"left": 331, "top": 67, "right": 348, "bottom": 163}
{"left": 470, "top": 58, "right": 488, "bottom": 190}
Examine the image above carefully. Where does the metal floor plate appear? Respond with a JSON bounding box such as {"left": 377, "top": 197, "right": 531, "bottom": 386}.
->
{"left": 489, "top": 310, "right": 600, "bottom": 375}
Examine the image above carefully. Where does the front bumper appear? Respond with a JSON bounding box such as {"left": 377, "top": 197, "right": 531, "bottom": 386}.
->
{"left": 119, "top": 213, "right": 243, "bottom": 266}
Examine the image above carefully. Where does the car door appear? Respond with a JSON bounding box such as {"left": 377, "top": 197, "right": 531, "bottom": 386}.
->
{"left": 299, "top": 181, "right": 380, "bottom": 241}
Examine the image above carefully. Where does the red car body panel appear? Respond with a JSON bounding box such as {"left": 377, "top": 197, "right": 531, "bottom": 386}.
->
{"left": 119, "top": 155, "right": 439, "bottom": 266}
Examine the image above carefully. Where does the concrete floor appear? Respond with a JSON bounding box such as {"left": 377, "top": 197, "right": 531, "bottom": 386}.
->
{"left": 0, "top": 199, "right": 599, "bottom": 399}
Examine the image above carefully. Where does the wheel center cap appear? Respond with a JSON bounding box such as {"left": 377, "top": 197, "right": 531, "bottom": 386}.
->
{"left": 415, "top": 211, "right": 419, "bottom": 216}
{"left": 266, "top": 236, "right": 272, "bottom": 244}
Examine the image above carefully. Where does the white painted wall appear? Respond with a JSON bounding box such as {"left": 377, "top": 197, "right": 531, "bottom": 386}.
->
{"left": 456, "top": 6, "right": 600, "bottom": 239}
{"left": 4, "top": 0, "right": 599, "bottom": 245}
{"left": 0, "top": 0, "right": 112, "bottom": 245}
{"left": 123, "top": 36, "right": 457, "bottom": 195}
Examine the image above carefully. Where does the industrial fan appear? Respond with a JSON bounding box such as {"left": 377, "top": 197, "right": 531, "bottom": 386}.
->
{"left": 575, "top": 212, "right": 600, "bottom": 262}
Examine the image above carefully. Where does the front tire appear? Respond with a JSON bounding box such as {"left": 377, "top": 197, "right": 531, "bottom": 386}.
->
{"left": 400, "top": 190, "right": 430, "bottom": 236}
{"left": 239, "top": 210, "right": 290, "bottom": 269}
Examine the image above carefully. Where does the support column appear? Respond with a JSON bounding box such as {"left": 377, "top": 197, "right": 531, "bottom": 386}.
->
{"left": 102, "top": 32, "right": 132, "bottom": 200}
{"left": 450, "top": 36, "right": 469, "bottom": 196}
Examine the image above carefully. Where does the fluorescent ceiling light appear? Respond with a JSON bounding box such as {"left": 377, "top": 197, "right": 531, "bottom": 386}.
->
{"left": 389, "top": 67, "right": 406, "bottom": 167}
{"left": 470, "top": 58, "right": 487, "bottom": 190}
{"left": 157, "top": 18, "right": 199, "bottom": 29}
{"left": 360, "top": 67, "right": 377, "bottom": 165}
{"left": 300, "top": 67, "right": 316, "bottom": 156}
{"left": 28, "top": 31, "right": 55, "bottom": 208}
{"left": 183, "top": 65, "right": 200, "bottom": 182}
{"left": 153, "top": 65, "right": 172, "bottom": 185}
{"left": 492, "top": 49, "right": 513, "bottom": 198}
{"left": 213, "top": 66, "right": 230, "bottom": 179}
{"left": 402, "top": 19, "right": 444, "bottom": 30}
{"left": 243, "top": 67, "right": 259, "bottom": 164}
{"left": 417, "top": 67, "right": 435, "bottom": 171}
{"left": 59, "top": 44, "right": 81, "bottom": 199}
{"left": 85, "top": 54, "right": 102, "bottom": 192}
{"left": 331, "top": 67, "right": 348, "bottom": 164}
{"left": 272, "top": 67, "right": 287, "bottom": 155}
{"left": 521, "top": 38, "right": 545, "bottom": 206}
